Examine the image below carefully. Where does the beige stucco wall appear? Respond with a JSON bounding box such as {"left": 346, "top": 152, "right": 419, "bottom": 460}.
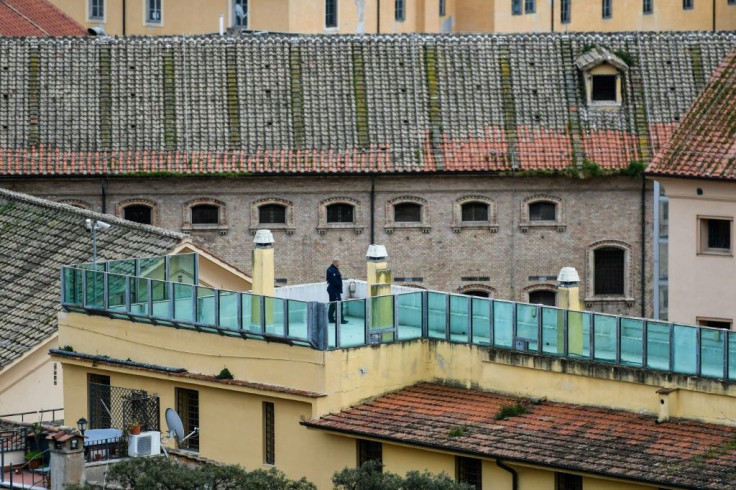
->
{"left": 0, "top": 336, "right": 63, "bottom": 422}
{"left": 658, "top": 178, "right": 736, "bottom": 327}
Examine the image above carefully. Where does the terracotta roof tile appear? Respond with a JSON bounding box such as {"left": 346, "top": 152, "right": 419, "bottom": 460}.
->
{"left": 303, "top": 383, "right": 736, "bottom": 489}
{"left": 0, "top": 0, "right": 85, "bottom": 36}
{"left": 0, "top": 33, "right": 733, "bottom": 176}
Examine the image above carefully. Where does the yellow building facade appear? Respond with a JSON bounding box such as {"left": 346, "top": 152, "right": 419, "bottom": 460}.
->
{"left": 51, "top": 0, "right": 736, "bottom": 35}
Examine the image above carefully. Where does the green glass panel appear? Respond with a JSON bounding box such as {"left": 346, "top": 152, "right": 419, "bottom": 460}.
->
{"left": 672, "top": 325, "right": 697, "bottom": 374}
{"left": 150, "top": 279, "right": 170, "bottom": 318}
{"left": 593, "top": 314, "right": 617, "bottom": 363}
{"left": 397, "top": 292, "right": 423, "bottom": 340}
{"left": 620, "top": 318, "right": 643, "bottom": 367}
{"left": 264, "top": 297, "right": 285, "bottom": 335}
{"left": 197, "top": 287, "right": 216, "bottom": 325}
{"left": 84, "top": 270, "right": 105, "bottom": 308}
{"left": 62, "top": 268, "right": 83, "bottom": 305}
{"left": 567, "top": 311, "right": 590, "bottom": 358}
{"left": 241, "top": 294, "right": 260, "bottom": 332}
{"left": 646, "top": 321, "right": 670, "bottom": 370}
{"left": 173, "top": 283, "right": 194, "bottom": 322}
{"left": 138, "top": 256, "right": 165, "bottom": 281}
{"left": 542, "top": 307, "right": 562, "bottom": 355}
{"left": 169, "top": 253, "right": 197, "bottom": 284}
{"left": 108, "top": 259, "right": 136, "bottom": 276}
{"left": 449, "top": 295, "right": 469, "bottom": 343}
{"left": 700, "top": 328, "right": 725, "bottom": 378}
{"left": 471, "top": 297, "right": 491, "bottom": 345}
{"left": 130, "top": 278, "right": 149, "bottom": 315}
{"left": 427, "top": 292, "right": 447, "bottom": 340}
{"left": 219, "top": 291, "right": 239, "bottom": 330}
{"left": 338, "top": 299, "right": 365, "bottom": 347}
{"left": 493, "top": 301, "right": 513, "bottom": 348}
{"left": 107, "top": 273, "right": 127, "bottom": 311}
{"left": 729, "top": 333, "right": 736, "bottom": 380}
{"left": 287, "top": 300, "right": 308, "bottom": 340}
{"left": 516, "top": 303, "right": 538, "bottom": 351}
{"left": 370, "top": 295, "right": 394, "bottom": 331}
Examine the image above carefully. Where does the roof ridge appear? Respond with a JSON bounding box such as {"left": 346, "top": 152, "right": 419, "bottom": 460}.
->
{"left": 0, "top": 187, "right": 188, "bottom": 240}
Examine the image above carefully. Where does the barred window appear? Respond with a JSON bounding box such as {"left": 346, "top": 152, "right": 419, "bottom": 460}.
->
{"left": 357, "top": 440, "right": 382, "bottom": 468}
{"left": 699, "top": 217, "right": 732, "bottom": 254}
{"left": 259, "top": 204, "right": 286, "bottom": 224}
{"left": 529, "top": 290, "right": 556, "bottom": 306}
{"left": 191, "top": 204, "right": 219, "bottom": 225}
{"left": 529, "top": 201, "right": 556, "bottom": 221}
{"left": 325, "top": 0, "right": 337, "bottom": 27}
{"left": 394, "top": 202, "right": 422, "bottom": 223}
{"left": 124, "top": 204, "right": 152, "bottom": 225}
{"left": 561, "top": 0, "right": 570, "bottom": 22}
{"left": 594, "top": 247, "right": 625, "bottom": 295}
{"left": 456, "top": 457, "right": 482, "bottom": 489}
{"left": 176, "top": 388, "right": 199, "bottom": 451}
{"left": 326, "top": 203, "right": 354, "bottom": 223}
{"left": 461, "top": 202, "right": 489, "bottom": 222}
{"left": 263, "top": 402, "right": 275, "bottom": 464}
{"left": 557, "top": 473, "right": 582, "bottom": 490}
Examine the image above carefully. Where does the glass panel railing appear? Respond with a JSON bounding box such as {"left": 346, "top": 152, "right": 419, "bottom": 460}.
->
{"left": 168, "top": 254, "right": 197, "bottom": 285}
{"left": 471, "top": 297, "right": 491, "bottom": 345}
{"left": 515, "top": 303, "right": 538, "bottom": 351}
{"left": 542, "top": 307, "right": 563, "bottom": 355}
{"left": 427, "top": 292, "right": 447, "bottom": 340}
{"left": 150, "top": 279, "right": 170, "bottom": 318}
{"left": 672, "top": 324, "right": 697, "bottom": 375}
{"left": 241, "top": 293, "right": 261, "bottom": 333}
{"left": 197, "top": 287, "right": 216, "bottom": 325}
{"left": 493, "top": 300, "right": 513, "bottom": 348}
{"left": 729, "top": 332, "right": 736, "bottom": 380}
{"left": 287, "top": 300, "right": 309, "bottom": 340}
{"left": 338, "top": 299, "right": 365, "bottom": 348}
{"left": 397, "top": 292, "right": 423, "bottom": 341}
{"left": 700, "top": 328, "right": 725, "bottom": 378}
{"left": 107, "top": 273, "right": 127, "bottom": 311}
{"left": 593, "top": 314, "right": 616, "bottom": 363}
{"left": 62, "top": 267, "right": 83, "bottom": 305}
{"left": 620, "top": 318, "right": 643, "bottom": 367}
{"left": 449, "top": 295, "right": 469, "bottom": 343}
{"left": 84, "top": 270, "right": 105, "bottom": 308}
{"left": 264, "top": 297, "right": 285, "bottom": 336}
{"left": 219, "top": 291, "right": 239, "bottom": 330}
{"left": 646, "top": 321, "right": 670, "bottom": 371}
{"left": 138, "top": 256, "right": 166, "bottom": 281}
{"left": 173, "top": 283, "right": 194, "bottom": 323}
{"left": 130, "top": 278, "right": 149, "bottom": 315}
{"left": 108, "top": 258, "right": 136, "bottom": 276}
{"left": 370, "top": 296, "right": 395, "bottom": 343}
{"left": 567, "top": 311, "right": 590, "bottom": 359}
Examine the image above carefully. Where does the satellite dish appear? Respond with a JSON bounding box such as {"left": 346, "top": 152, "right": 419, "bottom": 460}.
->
{"left": 165, "top": 408, "right": 199, "bottom": 447}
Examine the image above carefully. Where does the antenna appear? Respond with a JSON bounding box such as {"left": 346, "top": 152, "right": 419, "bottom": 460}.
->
{"left": 165, "top": 408, "right": 199, "bottom": 447}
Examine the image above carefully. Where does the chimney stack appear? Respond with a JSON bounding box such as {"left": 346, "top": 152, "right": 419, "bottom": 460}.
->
{"left": 557, "top": 267, "right": 583, "bottom": 356}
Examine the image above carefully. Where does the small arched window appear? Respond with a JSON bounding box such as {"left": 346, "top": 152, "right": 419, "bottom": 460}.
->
{"left": 461, "top": 202, "right": 489, "bottom": 222}
{"left": 529, "top": 201, "right": 556, "bottom": 221}
{"left": 326, "top": 203, "right": 354, "bottom": 223}
{"left": 191, "top": 204, "right": 219, "bottom": 225}
{"left": 124, "top": 204, "right": 152, "bottom": 225}
{"left": 259, "top": 204, "right": 286, "bottom": 224}
{"left": 394, "top": 202, "right": 422, "bottom": 223}
{"left": 529, "top": 290, "right": 556, "bottom": 306}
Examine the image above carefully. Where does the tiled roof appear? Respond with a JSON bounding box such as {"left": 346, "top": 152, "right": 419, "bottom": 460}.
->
{"left": 0, "top": 187, "right": 185, "bottom": 369}
{"left": 0, "top": 33, "right": 733, "bottom": 175}
{"left": 647, "top": 47, "right": 736, "bottom": 180}
{"left": 302, "top": 383, "right": 736, "bottom": 489}
{"left": 0, "top": 0, "right": 85, "bottom": 37}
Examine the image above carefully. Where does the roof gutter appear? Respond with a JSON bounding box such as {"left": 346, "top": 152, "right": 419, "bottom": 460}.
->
{"left": 496, "top": 459, "right": 518, "bottom": 490}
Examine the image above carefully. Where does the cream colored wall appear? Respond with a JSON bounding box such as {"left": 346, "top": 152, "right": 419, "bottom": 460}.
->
{"left": 660, "top": 178, "right": 736, "bottom": 327}
{"left": 455, "top": 0, "right": 493, "bottom": 32}
{"left": 0, "top": 336, "right": 62, "bottom": 421}
{"left": 716, "top": 1, "right": 736, "bottom": 30}
{"left": 493, "top": 0, "right": 553, "bottom": 33}
{"left": 250, "top": 0, "right": 290, "bottom": 32}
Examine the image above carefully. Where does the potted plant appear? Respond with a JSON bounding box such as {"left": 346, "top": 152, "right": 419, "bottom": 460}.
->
{"left": 25, "top": 450, "right": 43, "bottom": 470}
{"left": 128, "top": 419, "right": 142, "bottom": 435}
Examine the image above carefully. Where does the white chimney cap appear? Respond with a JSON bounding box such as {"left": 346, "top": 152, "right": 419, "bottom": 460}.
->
{"left": 253, "top": 229, "right": 274, "bottom": 245}
{"left": 557, "top": 267, "right": 580, "bottom": 283}
{"left": 366, "top": 244, "right": 388, "bottom": 259}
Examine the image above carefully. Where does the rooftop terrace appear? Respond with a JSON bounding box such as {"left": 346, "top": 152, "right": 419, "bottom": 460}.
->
{"left": 61, "top": 253, "right": 736, "bottom": 382}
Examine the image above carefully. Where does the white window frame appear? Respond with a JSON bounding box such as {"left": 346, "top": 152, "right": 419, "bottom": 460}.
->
{"left": 145, "top": 0, "right": 163, "bottom": 25}
{"left": 325, "top": 0, "right": 338, "bottom": 30}
{"left": 89, "top": 0, "right": 105, "bottom": 21}
{"left": 233, "top": 0, "right": 248, "bottom": 28}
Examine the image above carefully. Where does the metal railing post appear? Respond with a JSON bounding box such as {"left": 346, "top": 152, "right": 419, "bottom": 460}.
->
{"left": 536, "top": 305, "right": 543, "bottom": 353}
{"left": 615, "top": 316, "right": 622, "bottom": 365}
{"left": 489, "top": 299, "right": 495, "bottom": 346}
{"left": 589, "top": 314, "right": 595, "bottom": 360}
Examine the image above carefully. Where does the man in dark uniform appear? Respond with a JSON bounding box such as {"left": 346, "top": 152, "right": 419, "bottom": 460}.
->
{"left": 326, "top": 258, "right": 348, "bottom": 323}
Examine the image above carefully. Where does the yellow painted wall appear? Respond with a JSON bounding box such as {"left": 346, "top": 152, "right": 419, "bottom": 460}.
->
{"left": 455, "top": 0, "right": 494, "bottom": 32}
{"left": 493, "top": 0, "right": 553, "bottom": 33}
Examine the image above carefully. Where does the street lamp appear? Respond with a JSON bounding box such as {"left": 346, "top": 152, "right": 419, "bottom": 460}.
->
{"left": 76, "top": 417, "right": 87, "bottom": 435}
{"left": 85, "top": 219, "right": 111, "bottom": 270}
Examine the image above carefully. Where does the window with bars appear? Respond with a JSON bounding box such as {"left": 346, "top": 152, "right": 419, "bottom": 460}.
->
{"left": 124, "top": 204, "right": 153, "bottom": 225}
{"left": 176, "top": 388, "right": 199, "bottom": 451}
{"left": 561, "top": 0, "right": 570, "bottom": 22}
{"left": 512, "top": 0, "right": 522, "bottom": 15}
{"left": 147, "top": 0, "right": 162, "bottom": 23}
{"left": 602, "top": 0, "right": 612, "bottom": 18}
{"left": 525, "top": 0, "right": 535, "bottom": 13}
{"left": 325, "top": 0, "right": 337, "bottom": 27}
{"left": 88, "top": 374, "right": 110, "bottom": 429}
{"left": 529, "top": 290, "right": 556, "bottom": 306}
{"left": 439, "top": 0, "right": 446, "bottom": 16}
{"left": 591, "top": 75, "right": 617, "bottom": 102}
{"left": 89, "top": 0, "right": 104, "bottom": 19}
{"left": 259, "top": 204, "right": 286, "bottom": 224}
{"left": 594, "top": 247, "right": 625, "bottom": 295}
{"left": 394, "top": 202, "right": 422, "bottom": 223}
{"left": 556, "top": 473, "right": 582, "bottom": 490}
{"left": 456, "top": 457, "right": 482, "bottom": 489}
{"left": 699, "top": 217, "right": 732, "bottom": 254}
{"left": 263, "top": 402, "right": 275, "bottom": 464}
{"left": 234, "top": 0, "right": 248, "bottom": 27}
{"left": 529, "top": 201, "right": 556, "bottom": 221}
{"left": 326, "top": 203, "right": 354, "bottom": 223}
{"left": 395, "top": 0, "right": 405, "bottom": 21}
{"left": 191, "top": 204, "right": 219, "bottom": 225}
{"left": 357, "top": 440, "right": 382, "bottom": 468}
{"left": 461, "top": 202, "right": 489, "bottom": 222}
{"left": 643, "top": 0, "right": 653, "bottom": 14}
{"left": 683, "top": 0, "right": 693, "bottom": 9}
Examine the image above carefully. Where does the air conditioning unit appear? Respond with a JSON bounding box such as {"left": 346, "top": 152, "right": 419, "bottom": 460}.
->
{"left": 128, "top": 431, "right": 161, "bottom": 457}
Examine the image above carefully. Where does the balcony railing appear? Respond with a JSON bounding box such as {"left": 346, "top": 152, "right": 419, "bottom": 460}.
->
{"left": 61, "top": 254, "right": 736, "bottom": 381}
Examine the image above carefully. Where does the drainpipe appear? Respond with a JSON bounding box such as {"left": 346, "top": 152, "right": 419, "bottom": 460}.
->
{"left": 550, "top": 0, "right": 554, "bottom": 32}
{"left": 496, "top": 459, "right": 518, "bottom": 490}
{"left": 122, "top": 0, "right": 126, "bottom": 36}
{"left": 377, "top": 0, "right": 381, "bottom": 33}
{"left": 100, "top": 178, "right": 107, "bottom": 214}
{"left": 713, "top": 0, "right": 716, "bottom": 32}
{"left": 640, "top": 174, "right": 646, "bottom": 318}
{"left": 370, "top": 175, "right": 376, "bottom": 244}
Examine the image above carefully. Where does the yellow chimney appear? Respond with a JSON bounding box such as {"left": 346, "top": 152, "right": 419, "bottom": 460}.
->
{"left": 557, "top": 267, "right": 583, "bottom": 356}
{"left": 252, "top": 230, "right": 275, "bottom": 325}
{"left": 366, "top": 245, "right": 392, "bottom": 338}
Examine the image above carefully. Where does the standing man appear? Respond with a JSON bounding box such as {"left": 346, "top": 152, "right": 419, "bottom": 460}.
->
{"left": 326, "top": 258, "right": 347, "bottom": 324}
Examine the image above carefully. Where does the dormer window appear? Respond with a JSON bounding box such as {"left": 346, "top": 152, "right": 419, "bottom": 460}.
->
{"left": 575, "top": 47, "right": 629, "bottom": 109}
